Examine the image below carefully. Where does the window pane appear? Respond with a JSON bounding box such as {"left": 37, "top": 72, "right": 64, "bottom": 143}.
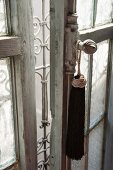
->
{"left": 95, "top": 0, "right": 113, "bottom": 26}
{"left": 90, "top": 40, "right": 109, "bottom": 125}
{"left": 0, "top": 0, "right": 7, "bottom": 35}
{"left": 88, "top": 120, "right": 104, "bottom": 170}
{"left": 0, "top": 58, "right": 16, "bottom": 170}
{"left": 77, "top": 0, "right": 93, "bottom": 30}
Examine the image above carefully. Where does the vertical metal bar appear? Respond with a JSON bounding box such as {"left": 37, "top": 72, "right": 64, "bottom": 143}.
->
{"left": 62, "top": 71, "right": 73, "bottom": 170}
{"left": 85, "top": 55, "right": 93, "bottom": 170}
{"left": 62, "top": 73, "right": 69, "bottom": 170}
{"left": 92, "top": 0, "right": 98, "bottom": 27}
{"left": 102, "top": 40, "right": 113, "bottom": 170}
{"left": 66, "top": 73, "right": 72, "bottom": 170}
{"left": 42, "top": 0, "right": 48, "bottom": 121}
{"left": 42, "top": 0, "right": 48, "bottom": 169}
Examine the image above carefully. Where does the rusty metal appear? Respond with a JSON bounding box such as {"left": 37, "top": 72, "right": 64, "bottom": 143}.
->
{"left": 65, "top": 15, "right": 78, "bottom": 73}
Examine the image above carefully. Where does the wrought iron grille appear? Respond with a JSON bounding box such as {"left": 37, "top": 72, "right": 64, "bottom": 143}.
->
{"left": 33, "top": 0, "right": 50, "bottom": 169}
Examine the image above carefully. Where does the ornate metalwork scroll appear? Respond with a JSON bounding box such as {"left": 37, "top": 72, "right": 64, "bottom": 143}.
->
{"left": 33, "top": 0, "right": 50, "bottom": 169}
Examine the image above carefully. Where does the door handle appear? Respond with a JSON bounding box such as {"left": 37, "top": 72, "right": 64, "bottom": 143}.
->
{"left": 65, "top": 38, "right": 97, "bottom": 73}
{"left": 65, "top": 14, "right": 97, "bottom": 73}
{"left": 77, "top": 39, "right": 97, "bottom": 55}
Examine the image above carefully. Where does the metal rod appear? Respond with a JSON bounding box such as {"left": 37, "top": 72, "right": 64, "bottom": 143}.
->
{"left": 42, "top": 0, "right": 48, "bottom": 169}
{"left": 35, "top": 64, "right": 50, "bottom": 71}
{"left": 66, "top": 73, "right": 72, "bottom": 170}
{"left": 101, "top": 40, "right": 113, "bottom": 170}
{"left": 85, "top": 54, "right": 93, "bottom": 170}
{"left": 92, "top": 0, "right": 98, "bottom": 27}
{"left": 42, "top": 0, "right": 48, "bottom": 121}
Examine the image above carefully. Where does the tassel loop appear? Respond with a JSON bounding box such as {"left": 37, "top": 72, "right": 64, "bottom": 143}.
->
{"left": 72, "top": 74, "right": 86, "bottom": 88}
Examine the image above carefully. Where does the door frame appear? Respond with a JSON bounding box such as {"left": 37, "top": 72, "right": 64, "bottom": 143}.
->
{"left": 50, "top": 0, "right": 65, "bottom": 169}
{"left": 2, "top": 0, "right": 37, "bottom": 169}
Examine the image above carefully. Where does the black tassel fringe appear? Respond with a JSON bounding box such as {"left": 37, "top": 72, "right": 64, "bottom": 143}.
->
{"left": 66, "top": 75, "right": 85, "bottom": 160}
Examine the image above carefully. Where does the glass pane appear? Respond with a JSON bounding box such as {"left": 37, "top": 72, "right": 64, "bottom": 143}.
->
{"left": 90, "top": 40, "right": 109, "bottom": 125}
{"left": 0, "top": 58, "right": 16, "bottom": 170}
{"left": 80, "top": 53, "right": 89, "bottom": 130}
{"left": 80, "top": 52, "right": 89, "bottom": 79}
{"left": 95, "top": 0, "right": 113, "bottom": 26}
{"left": 88, "top": 120, "right": 104, "bottom": 170}
{"left": 77, "top": 0, "right": 93, "bottom": 30}
{"left": 0, "top": 0, "right": 7, "bottom": 35}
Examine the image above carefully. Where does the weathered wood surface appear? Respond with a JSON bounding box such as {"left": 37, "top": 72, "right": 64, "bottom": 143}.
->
{"left": 7, "top": 0, "right": 37, "bottom": 169}
{"left": 0, "top": 37, "right": 21, "bottom": 58}
{"left": 80, "top": 23, "right": 113, "bottom": 43}
{"left": 50, "top": 0, "right": 65, "bottom": 169}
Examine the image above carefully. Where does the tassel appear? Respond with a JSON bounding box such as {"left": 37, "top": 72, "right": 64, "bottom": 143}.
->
{"left": 66, "top": 50, "right": 86, "bottom": 160}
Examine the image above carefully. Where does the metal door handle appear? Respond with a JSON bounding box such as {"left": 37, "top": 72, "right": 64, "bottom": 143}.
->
{"left": 65, "top": 13, "right": 97, "bottom": 73}
{"left": 77, "top": 39, "right": 97, "bottom": 54}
